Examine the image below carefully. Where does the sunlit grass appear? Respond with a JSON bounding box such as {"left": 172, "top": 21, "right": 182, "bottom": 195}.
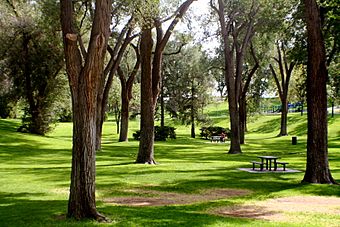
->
{"left": 0, "top": 113, "right": 339, "bottom": 226}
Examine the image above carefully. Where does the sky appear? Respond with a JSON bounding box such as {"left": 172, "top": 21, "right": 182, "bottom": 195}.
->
{"left": 163, "top": 0, "right": 219, "bottom": 54}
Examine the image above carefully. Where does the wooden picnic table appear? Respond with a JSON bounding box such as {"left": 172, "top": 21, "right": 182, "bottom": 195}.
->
{"left": 257, "top": 156, "right": 280, "bottom": 171}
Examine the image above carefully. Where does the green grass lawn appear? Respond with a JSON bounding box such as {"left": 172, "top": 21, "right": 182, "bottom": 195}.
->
{"left": 0, "top": 112, "right": 339, "bottom": 227}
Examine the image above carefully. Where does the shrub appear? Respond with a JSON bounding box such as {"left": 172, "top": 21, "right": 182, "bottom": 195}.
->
{"left": 57, "top": 108, "right": 72, "bottom": 122}
{"left": 133, "top": 126, "right": 176, "bottom": 141}
{"left": 200, "top": 126, "right": 230, "bottom": 140}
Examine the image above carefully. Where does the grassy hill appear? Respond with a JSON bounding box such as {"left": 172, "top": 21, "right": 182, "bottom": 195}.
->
{"left": 0, "top": 110, "right": 339, "bottom": 226}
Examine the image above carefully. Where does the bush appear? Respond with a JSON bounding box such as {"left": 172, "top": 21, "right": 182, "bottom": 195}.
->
{"left": 133, "top": 126, "right": 176, "bottom": 141}
{"left": 17, "top": 106, "right": 55, "bottom": 135}
{"left": 200, "top": 126, "right": 231, "bottom": 140}
{"left": 57, "top": 108, "right": 72, "bottom": 122}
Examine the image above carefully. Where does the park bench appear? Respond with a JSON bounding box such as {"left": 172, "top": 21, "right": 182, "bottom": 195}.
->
{"left": 250, "top": 161, "right": 264, "bottom": 171}
{"left": 275, "top": 161, "right": 288, "bottom": 171}
{"left": 211, "top": 136, "right": 221, "bottom": 143}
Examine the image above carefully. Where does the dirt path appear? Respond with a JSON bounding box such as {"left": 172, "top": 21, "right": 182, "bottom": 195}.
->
{"left": 104, "top": 188, "right": 251, "bottom": 206}
{"left": 104, "top": 189, "right": 340, "bottom": 225}
{"left": 212, "top": 195, "right": 340, "bottom": 224}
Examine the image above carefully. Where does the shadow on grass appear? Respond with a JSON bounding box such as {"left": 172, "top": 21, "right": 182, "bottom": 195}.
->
{"left": 252, "top": 115, "right": 307, "bottom": 135}
{"left": 251, "top": 117, "right": 281, "bottom": 134}
{"left": 0, "top": 120, "right": 67, "bottom": 156}
{"left": 100, "top": 203, "right": 254, "bottom": 227}
{"left": 0, "top": 192, "right": 69, "bottom": 227}
{"left": 1, "top": 118, "right": 339, "bottom": 226}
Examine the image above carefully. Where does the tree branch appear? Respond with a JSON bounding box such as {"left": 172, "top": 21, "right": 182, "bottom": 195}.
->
{"left": 5, "top": 0, "right": 19, "bottom": 17}
{"left": 270, "top": 64, "right": 283, "bottom": 100}
{"left": 163, "top": 42, "right": 187, "bottom": 56}
{"left": 159, "top": 0, "right": 197, "bottom": 52}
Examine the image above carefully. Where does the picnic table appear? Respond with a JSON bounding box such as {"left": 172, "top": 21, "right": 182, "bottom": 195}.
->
{"left": 258, "top": 156, "right": 279, "bottom": 171}
{"left": 250, "top": 156, "right": 289, "bottom": 171}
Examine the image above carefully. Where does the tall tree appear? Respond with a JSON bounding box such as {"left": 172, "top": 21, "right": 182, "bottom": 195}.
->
{"left": 163, "top": 45, "right": 213, "bottom": 138}
{"left": 96, "top": 13, "right": 137, "bottom": 150}
{"left": 60, "top": 0, "right": 112, "bottom": 220}
{"left": 302, "top": 0, "right": 336, "bottom": 184}
{"left": 1, "top": 0, "right": 64, "bottom": 135}
{"left": 270, "top": 42, "right": 295, "bottom": 136}
{"left": 211, "top": 0, "right": 259, "bottom": 154}
{"left": 118, "top": 44, "right": 140, "bottom": 142}
{"left": 135, "top": 0, "right": 196, "bottom": 164}
{"left": 239, "top": 44, "right": 259, "bottom": 144}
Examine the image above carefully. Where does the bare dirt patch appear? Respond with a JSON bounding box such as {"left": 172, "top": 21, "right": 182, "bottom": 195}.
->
{"left": 104, "top": 188, "right": 251, "bottom": 206}
{"left": 212, "top": 195, "right": 340, "bottom": 223}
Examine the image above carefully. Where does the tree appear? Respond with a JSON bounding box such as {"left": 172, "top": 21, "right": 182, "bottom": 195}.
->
{"left": 163, "top": 45, "right": 213, "bottom": 138}
{"left": 108, "top": 77, "right": 121, "bottom": 134}
{"left": 60, "top": 0, "right": 112, "bottom": 220}
{"left": 291, "top": 65, "right": 307, "bottom": 116}
{"left": 211, "top": 0, "right": 259, "bottom": 154}
{"left": 0, "top": 0, "right": 64, "bottom": 135}
{"left": 328, "top": 62, "right": 340, "bottom": 117}
{"left": 207, "top": 48, "right": 226, "bottom": 99}
{"left": 135, "top": 0, "right": 197, "bottom": 164}
{"left": 117, "top": 44, "right": 140, "bottom": 142}
{"left": 270, "top": 42, "right": 295, "bottom": 136}
{"left": 96, "top": 13, "right": 138, "bottom": 150}
{"left": 239, "top": 44, "right": 259, "bottom": 144}
{"left": 302, "top": 0, "right": 336, "bottom": 184}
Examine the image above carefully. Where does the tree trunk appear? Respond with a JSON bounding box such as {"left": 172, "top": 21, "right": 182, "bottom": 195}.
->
{"left": 191, "top": 103, "right": 195, "bottom": 138}
{"left": 136, "top": 28, "right": 156, "bottom": 164}
{"left": 239, "top": 46, "right": 258, "bottom": 143}
{"left": 228, "top": 98, "right": 242, "bottom": 154}
{"left": 279, "top": 98, "right": 288, "bottom": 136}
{"left": 331, "top": 101, "right": 334, "bottom": 118}
{"left": 269, "top": 41, "right": 295, "bottom": 137}
{"left": 95, "top": 19, "right": 136, "bottom": 150}
{"left": 136, "top": 0, "right": 196, "bottom": 163}
{"left": 302, "top": 0, "right": 335, "bottom": 184}
{"left": 118, "top": 46, "right": 140, "bottom": 142}
{"left": 239, "top": 96, "right": 246, "bottom": 144}
{"left": 213, "top": 0, "right": 257, "bottom": 154}
{"left": 22, "top": 32, "right": 46, "bottom": 135}
{"left": 115, "top": 107, "right": 120, "bottom": 134}
{"left": 96, "top": 114, "right": 104, "bottom": 150}
{"left": 160, "top": 82, "right": 165, "bottom": 128}
{"left": 68, "top": 82, "right": 99, "bottom": 220}
{"left": 60, "top": 0, "right": 112, "bottom": 220}
{"left": 119, "top": 90, "right": 129, "bottom": 142}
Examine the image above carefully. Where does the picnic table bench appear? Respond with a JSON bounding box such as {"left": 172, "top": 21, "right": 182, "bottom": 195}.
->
{"left": 275, "top": 161, "right": 289, "bottom": 171}
{"left": 250, "top": 161, "right": 264, "bottom": 171}
{"left": 250, "top": 156, "right": 289, "bottom": 171}
{"left": 211, "top": 136, "right": 224, "bottom": 143}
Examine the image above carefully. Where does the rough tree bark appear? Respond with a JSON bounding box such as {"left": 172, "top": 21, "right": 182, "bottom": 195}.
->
{"left": 302, "top": 0, "right": 336, "bottom": 184}
{"left": 269, "top": 42, "right": 295, "bottom": 136}
{"left": 136, "top": 0, "right": 197, "bottom": 163}
{"left": 137, "top": 28, "right": 156, "bottom": 164}
{"left": 60, "top": 0, "right": 112, "bottom": 220}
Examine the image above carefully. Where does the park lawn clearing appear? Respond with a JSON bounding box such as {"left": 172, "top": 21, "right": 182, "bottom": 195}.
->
{"left": 211, "top": 195, "right": 340, "bottom": 226}
{"left": 0, "top": 114, "right": 340, "bottom": 227}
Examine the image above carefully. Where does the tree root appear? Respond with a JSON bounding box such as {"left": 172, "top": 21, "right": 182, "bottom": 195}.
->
{"left": 94, "top": 212, "right": 111, "bottom": 223}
